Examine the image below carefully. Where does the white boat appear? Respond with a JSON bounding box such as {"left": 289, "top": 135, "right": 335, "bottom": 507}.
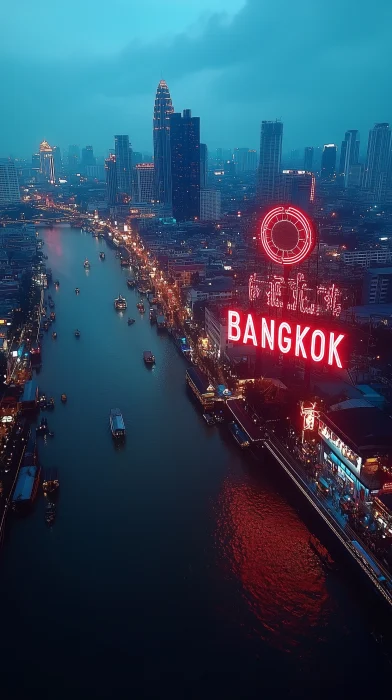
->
{"left": 109, "top": 408, "right": 125, "bottom": 438}
{"left": 114, "top": 294, "right": 127, "bottom": 311}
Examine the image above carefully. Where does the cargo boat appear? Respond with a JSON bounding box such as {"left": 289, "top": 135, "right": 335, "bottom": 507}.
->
{"left": 109, "top": 408, "right": 126, "bottom": 438}
{"left": 12, "top": 465, "right": 41, "bottom": 508}
{"left": 143, "top": 351, "right": 155, "bottom": 365}
{"left": 114, "top": 294, "right": 127, "bottom": 311}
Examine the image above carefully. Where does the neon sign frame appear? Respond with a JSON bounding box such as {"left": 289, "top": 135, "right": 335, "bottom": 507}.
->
{"left": 260, "top": 206, "right": 315, "bottom": 266}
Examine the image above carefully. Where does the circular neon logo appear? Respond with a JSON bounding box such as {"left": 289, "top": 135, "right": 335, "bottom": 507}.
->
{"left": 260, "top": 206, "right": 315, "bottom": 266}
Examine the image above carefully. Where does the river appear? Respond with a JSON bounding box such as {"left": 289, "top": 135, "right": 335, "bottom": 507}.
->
{"left": 0, "top": 224, "right": 390, "bottom": 697}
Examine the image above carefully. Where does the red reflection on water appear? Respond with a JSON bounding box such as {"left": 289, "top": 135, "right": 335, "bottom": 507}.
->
{"left": 44, "top": 229, "right": 63, "bottom": 258}
{"left": 214, "top": 475, "right": 331, "bottom": 651}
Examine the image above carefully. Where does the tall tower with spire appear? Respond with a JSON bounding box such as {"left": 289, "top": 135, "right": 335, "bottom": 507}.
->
{"left": 153, "top": 80, "right": 174, "bottom": 206}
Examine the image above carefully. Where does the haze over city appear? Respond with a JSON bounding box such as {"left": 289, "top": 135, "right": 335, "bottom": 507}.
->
{"left": 2, "top": 0, "right": 392, "bottom": 156}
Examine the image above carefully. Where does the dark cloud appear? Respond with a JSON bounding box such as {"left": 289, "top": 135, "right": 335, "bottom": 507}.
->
{"left": 1, "top": 0, "right": 391, "bottom": 156}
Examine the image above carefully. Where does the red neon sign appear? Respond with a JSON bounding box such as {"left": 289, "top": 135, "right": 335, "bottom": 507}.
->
{"left": 227, "top": 310, "right": 346, "bottom": 369}
{"left": 260, "top": 206, "right": 315, "bottom": 266}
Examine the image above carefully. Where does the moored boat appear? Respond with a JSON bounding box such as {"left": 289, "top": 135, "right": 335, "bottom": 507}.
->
{"left": 136, "top": 301, "right": 145, "bottom": 313}
{"left": 143, "top": 350, "right": 155, "bottom": 365}
{"left": 114, "top": 294, "right": 127, "bottom": 311}
{"left": 12, "top": 464, "right": 41, "bottom": 509}
{"left": 43, "top": 467, "right": 59, "bottom": 495}
{"left": 228, "top": 421, "right": 250, "bottom": 448}
{"left": 127, "top": 278, "right": 136, "bottom": 289}
{"left": 45, "top": 501, "right": 56, "bottom": 525}
{"left": 52, "top": 331, "right": 57, "bottom": 339}
{"left": 109, "top": 408, "right": 126, "bottom": 438}
{"left": 50, "top": 312, "right": 55, "bottom": 321}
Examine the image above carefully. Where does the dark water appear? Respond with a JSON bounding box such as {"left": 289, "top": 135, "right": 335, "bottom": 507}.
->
{"left": 0, "top": 225, "right": 389, "bottom": 697}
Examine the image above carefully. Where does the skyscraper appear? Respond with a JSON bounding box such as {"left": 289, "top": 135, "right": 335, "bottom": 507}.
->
{"left": 200, "top": 143, "right": 208, "bottom": 188}
{"left": 53, "top": 146, "right": 62, "bottom": 178}
{"left": 320, "top": 144, "right": 337, "bottom": 180}
{"left": 0, "top": 159, "right": 20, "bottom": 205}
{"left": 234, "top": 148, "right": 258, "bottom": 173}
{"left": 339, "top": 130, "right": 359, "bottom": 188}
{"left": 114, "top": 135, "right": 132, "bottom": 199}
{"left": 257, "top": 120, "right": 283, "bottom": 205}
{"left": 170, "top": 109, "right": 200, "bottom": 221}
{"left": 81, "top": 146, "right": 96, "bottom": 172}
{"left": 200, "top": 189, "right": 221, "bottom": 221}
{"left": 280, "top": 170, "right": 315, "bottom": 211}
{"left": 105, "top": 154, "right": 118, "bottom": 206}
{"left": 362, "top": 123, "right": 391, "bottom": 202}
{"left": 153, "top": 80, "right": 174, "bottom": 205}
{"left": 135, "top": 163, "right": 155, "bottom": 202}
{"left": 68, "top": 145, "right": 79, "bottom": 173}
{"left": 39, "top": 140, "right": 55, "bottom": 183}
{"left": 304, "top": 147, "right": 314, "bottom": 171}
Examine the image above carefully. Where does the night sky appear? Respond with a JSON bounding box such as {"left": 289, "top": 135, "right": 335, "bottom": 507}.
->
{"left": 1, "top": 0, "right": 391, "bottom": 157}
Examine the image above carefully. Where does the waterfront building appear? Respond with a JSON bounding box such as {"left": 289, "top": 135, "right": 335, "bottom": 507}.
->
{"left": 114, "top": 135, "right": 132, "bottom": 199}
{"left": 105, "top": 154, "right": 117, "bottom": 206}
{"left": 168, "top": 260, "right": 205, "bottom": 287}
{"left": 234, "top": 148, "right": 258, "bottom": 173}
{"left": 39, "top": 140, "right": 55, "bottom": 183}
{"left": 153, "top": 80, "right": 174, "bottom": 205}
{"left": 205, "top": 305, "right": 230, "bottom": 357}
{"left": 200, "top": 143, "right": 208, "bottom": 188}
{"left": 200, "top": 189, "right": 221, "bottom": 221}
{"left": 0, "top": 159, "right": 20, "bottom": 205}
{"left": 339, "top": 130, "right": 360, "bottom": 188}
{"left": 257, "top": 120, "right": 283, "bottom": 206}
{"left": 280, "top": 170, "right": 314, "bottom": 211}
{"left": 304, "top": 147, "right": 314, "bottom": 171}
{"left": 320, "top": 144, "right": 337, "bottom": 180}
{"left": 186, "top": 366, "right": 215, "bottom": 410}
{"left": 362, "top": 267, "right": 392, "bottom": 304}
{"left": 170, "top": 109, "right": 200, "bottom": 221}
{"left": 135, "top": 163, "right": 155, "bottom": 203}
{"left": 187, "top": 277, "right": 233, "bottom": 312}
{"left": 362, "top": 123, "right": 391, "bottom": 202}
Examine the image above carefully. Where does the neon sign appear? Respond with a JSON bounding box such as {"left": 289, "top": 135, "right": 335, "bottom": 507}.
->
{"left": 249, "top": 272, "right": 342, "bottom": 318}
{"left": 319, "top": 420, "right": 362, "bottom": 474}
{"left": 260, "top": 206, "right": 315, "bottom": 266}
{"left": 300, "top": 401, "right": 319, "bottom": 432}
{"left": 228, "top": 310, "right": 346, "bottom": 369}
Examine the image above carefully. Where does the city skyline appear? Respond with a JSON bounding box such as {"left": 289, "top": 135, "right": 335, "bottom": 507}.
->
{"left": 1, "top": 0, "right": 392, "bottom": 157}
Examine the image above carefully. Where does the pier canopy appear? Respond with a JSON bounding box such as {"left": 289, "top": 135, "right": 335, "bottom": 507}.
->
{"left": 226, "top": 398, "right": 265, "bottom": 443}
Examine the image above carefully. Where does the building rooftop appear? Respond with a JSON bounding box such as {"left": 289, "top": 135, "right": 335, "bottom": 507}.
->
{"left": 323, "top": 406, "right": 392, "bottom": 453}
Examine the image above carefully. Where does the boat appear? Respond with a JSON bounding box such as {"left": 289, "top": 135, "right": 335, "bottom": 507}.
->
{"left": 120, "top": 258, "right": 131, "bottom": 267}
{"left": 36, "top": 417, "right": 48, "bottom": 435}
{"left": 43, "top": 467, "right": 59, "bottom": 495}
{"left": 149, "top": 308, "right": 157, "bottom": 324}
{"left": 47, "top": 397, "right": 55, "bottom": 410}
{"left": 52, "top": 331, "right": 57, "bottom": 339}
{"left": 228, "top": 421, "right": 250, "bottom": 448}
{"left": 143, "top": 350, "right": 155, "bottom": 365}
{"left": 203, "top": 413, "right": 216, "bottom": 426}
{"left": 109, "top": 408, "right": 126, "bottom": 439}
{"left": 309, "top": 535, "right": 336, "bottom": 570}
{"left": 83, "top": 259, "right": 90, "bottom": 269}
{"left": 12, "top": 465, "right": 41, "bottom": 508}
{"left": 99, "top": 252, "right": 105, "bottom": 260}
{"left": 45, "top": 501, "right": 56, "bottom": 525}
{"left": 127, "top": 318, "right": 135, "bottom": 326}
{"left": 48, "top": 300, "right": 55, "bottom": 309}
{"left": 74, "top": 329, "right": 81, "bottom": 338}
{"left": 54, "top": 280, "right": 60, "bottom": 288}
{"left": 114, "top": 294, "right": 127, "bottom": 311}
{"left": 157, "top": 314, "right": 167, "bottom": 331}
{"left": 75, "top": 288, "right": 80, "bottom": 295}
{"left": 137, "top": 302, "right": 145, "bottom": 313}
{"left": 127, "top": 279, "right": 136, "bottom": 289}
{"left": 61, "top": 394, "right": 67, "bottom": 403}
{"left": 50, "top": 312, "right": 55, "bottom": 321}
{"left": 43, "top": 322, "right": 49, "bottom": 332}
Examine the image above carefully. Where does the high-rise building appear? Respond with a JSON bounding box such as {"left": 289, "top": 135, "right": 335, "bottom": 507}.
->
{"left": 170, "top": 109, "right": 200, "bottom": 221}
{"left": 200, "top": 189, "right": 221, "bottom": 221}
{"left": 39, "top": 140, "right": 55, "bottom": 183}
{"left": 280, "top": 170, "right": 315, "bottom": 211}
{"left": 304, "top": 147, "right": 314, "bottom": 171}
{"left": 320, "top": 144, "right": 337, "bottom": 180}
{"left": 362, "top": 123, "right": 391, "bottom": 202}
{"left": 153, "top": 80, "right": 174, "bottom": 205}
{"left": 257, "top": 120, "right": 283, "bottom": 205}
{"left": 53, "top": 146, "right": 62, "bottom": 178}
{"left": 339, "top": 130, "right": 359, "bottom": 188}
{"left": 132, "top": 152, "right": 143, "bottom": 166}
{"left": 81, "top": 146, "right": 96, "bottom": 172}
{"left": 31, "top": 153, "right": 40, "bottom": 172}
{"left": 135, "top": 164, "right": 155, "bottom": 202}
{"left": 0, "top": 159, "right": 20, "bottom": 205}
{"left": 200, "top": 143, "right": 208, "bottom": 188}
{"left": 216, "top": 148, "right": 232, "bottom": 168}
{"left": 114, "top": 135, "right": 132, "bottom": 199}
{"left": 234, "top": 148, "right": 258, "bottom": 173}
{"left": 105, "top": 155, "right": 118, "bottom": 206}
{"left": 68, "top": 145, "right": 79, "bottom": 173}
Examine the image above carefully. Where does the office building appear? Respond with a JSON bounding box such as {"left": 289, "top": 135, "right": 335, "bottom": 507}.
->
{"left": 39, "top": 140, "right": 55, "bottom": 183}
{"left": 132, "top": 152, "right": 143, "bottom": 166}
{"left": 200, "top": 189, "right": 221, "bottom": 221}
{"left": 280, "top": 170, "right": 315, "bottom": 211}
{"left": 339, "top": 130, "right": 359, "bottom": 188}
{"left": 257, "top": 120, "right": 283, "bottom": 205}
{"left": 342, "top": 249, "right": 392, "bottom": 267}
{"left": 216, "top": 148, "right": 232, "bottom": 168}
{"left": 81, "top": 146, "right": 96, "bottom": 172}
{"left": 105, "top": 154, "right": 117, "bottom": 206}
{"left": 234, "top": 148, "right": 258, "bottom": 173}
{"left": 200, "top": 143, "right": 208, "bottom": 188}
{"left": 362, "top": 267, "right": 392, "bottom": 304}
{"left": 31, "top": 153, "right": 40, "bottom": 176}
{"left": 304, "top": 147, "right": 314, "bottom": 171}
{"left": 170, "top": 109, "right": 200, "bottom": 221}
{"left": 135, "top": 163, "right": 155, "bottom": 202}
{"left": 320, "top": 144, "right": 337, "bottom": 180}
{"left": 114, "top": 135, "right": 132, "bottom": 199}
{"left": 68, "top": 145, "right": 79, "bottom": 173}
{"left": 0, "top": 159, "right": 20, "bottom": 205}
{"left": 153, "top": 80, "right": 174, "bottom": 205}
{"left": 362, "top": 123, "right": 391, "bottom": 202}
{"left": 53, "top": 146, "right": 62, "bottom": 178}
